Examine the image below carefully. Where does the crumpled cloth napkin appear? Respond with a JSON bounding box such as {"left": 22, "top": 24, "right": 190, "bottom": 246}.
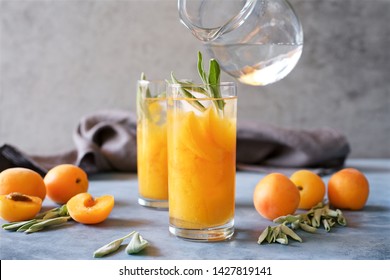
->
{"left": 0, "top": 110, "right": 350, "bottom": 176}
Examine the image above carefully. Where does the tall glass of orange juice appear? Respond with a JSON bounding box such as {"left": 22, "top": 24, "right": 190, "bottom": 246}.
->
{"left": 167, "top": 82, "right": 237, "bottom": 241}
{"left": 137, "top": 79, "right": 168, "bottom": 209}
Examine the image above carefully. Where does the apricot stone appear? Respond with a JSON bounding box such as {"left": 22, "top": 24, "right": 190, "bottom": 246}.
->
{"left": 0, "top": 192, "right": 42, "bottom": 222}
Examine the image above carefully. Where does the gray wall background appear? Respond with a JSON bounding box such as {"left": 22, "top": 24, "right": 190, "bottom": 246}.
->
{"left": 0, "top": 0, "right": 389, "bottom": 158}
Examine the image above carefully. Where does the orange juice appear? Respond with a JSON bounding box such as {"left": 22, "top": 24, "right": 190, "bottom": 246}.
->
{"left": 168, "top": 94, "right": 237, "bottom": 235}
{"left": 137, "top": 109, "right": 167, "bottom": 200}
{"left": 136, "top": 80, "right": 168, "bottom": 208}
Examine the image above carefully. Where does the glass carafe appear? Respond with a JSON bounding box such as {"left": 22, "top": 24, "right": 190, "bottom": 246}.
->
{"left": 178, "top": 0, "right": 303, "bottom": 86}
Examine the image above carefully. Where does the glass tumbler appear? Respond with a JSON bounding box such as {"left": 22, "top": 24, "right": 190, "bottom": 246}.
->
{"left": 167, "top": 82, "right": 237, "bottom": 241}
{"left": 136, "top": 80, "right": 168, "bottom": 209}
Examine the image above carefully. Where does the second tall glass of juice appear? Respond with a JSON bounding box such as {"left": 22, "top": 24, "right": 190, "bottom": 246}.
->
{"left": 137, "top": 79, "right": 168, "bottom": 209}
{"left": 167, "top": 82, "right": 237, "bottom": 241}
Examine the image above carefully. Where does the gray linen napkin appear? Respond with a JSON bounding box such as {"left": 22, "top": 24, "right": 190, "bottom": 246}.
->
{"left": 0, "top": 110, "right": 349, "bottom": 176}
{"left": 236, "top": 121, "right": 350, "bottom": 175}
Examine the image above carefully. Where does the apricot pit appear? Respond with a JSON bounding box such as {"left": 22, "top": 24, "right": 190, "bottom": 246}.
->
{"left": 0, "top": 192, "right": 42, "bottom": 222}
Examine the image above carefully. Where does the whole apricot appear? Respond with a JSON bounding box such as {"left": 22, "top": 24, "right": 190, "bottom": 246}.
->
{"left": 67, "top": 193, "right": 114, "bottom": 224}
{"left": 290, "top": 170, "right": 326, "bottom": 209}
{"left": 253, "top": 173, "right": 300, "bottom": 220}
{"left": 0, "top": 192, "right": 42, "bottom": 222}
{"left": 327, "top": 168, "right": 369, "bottom": 210}
{"left": 0, "top": 167, "right": 46, "bottom": 201}
{"left": 44, "top": 164, "right": 88, "bottom": 204}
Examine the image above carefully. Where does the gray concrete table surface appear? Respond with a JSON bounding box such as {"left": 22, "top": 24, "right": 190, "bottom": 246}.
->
{"left": 1, "top": 159, "right": 389, "bottom": 260}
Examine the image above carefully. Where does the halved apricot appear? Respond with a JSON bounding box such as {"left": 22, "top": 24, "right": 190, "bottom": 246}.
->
{"left": 0, "top": 167, "right": 46, "bottom": 201}
{"left": 0, "top": 192, "right": 42, "bottom": 222}
{"left": 66, "top": 193, "right": 114, "bottom": 224}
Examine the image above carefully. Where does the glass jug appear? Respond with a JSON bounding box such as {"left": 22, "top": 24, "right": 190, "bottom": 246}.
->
{"left": 178, "top": 0, "right": 303, "bottom": 86}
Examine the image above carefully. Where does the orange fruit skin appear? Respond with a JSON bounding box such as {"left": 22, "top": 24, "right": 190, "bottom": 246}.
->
{"left": 44, "top": 164, "right": 88, "bottom": 204}
{"left": 290, "top": 170, "right": 326, "bottom": 210}
{"left": 0, "top": 193, "right": 42, "bottom": 222}
{"left": 67, "top": 193, "right": 114, "bottom": 224}
{"left": 327, "top": 168, "right": 369, "bottom": 210}
{"left": 253, "top": 173, "right": 300, "bottom": 220}
{"left": 0, "top": 168, "right": 46, "bottom": 201}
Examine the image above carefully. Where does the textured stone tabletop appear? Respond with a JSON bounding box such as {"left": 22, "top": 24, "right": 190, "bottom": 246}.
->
{"left": 1, "top": 159, "right": 389, "bottom": 260}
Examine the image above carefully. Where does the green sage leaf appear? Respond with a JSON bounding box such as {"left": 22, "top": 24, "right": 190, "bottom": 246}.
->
{"left": 2, "top": 220, "right": 38, "bottom": 231}
{"left": 57, "top": 204, "right": 69, "bottom": 217}
{"left": 24, "top": 216, "right": 71, "bottom": 234}
{"left": 126, "top": 232, "right": 149, "bottom": 254}
{"left": 322, "top": 218, "right": 331, "bottom": 232}
{"left": 94, "top": 239, "right": 125, "bottom": 258}
{"left": 312, "top": 208, "right": 323, "bottom": 228}
{"left": 137, "top": 73, "right": 152, "bottom": 121}
{"left": 93, "top": 231, "right": 136, "bottom": 258}
{"left": 336, "top": 210, "right": 347, "bottom": 226}
{"left": 257, "top": 226, "right": 270, "bottom": 244}
{"left": 16, "top": 219, "right": 42, "bottom": 232}
{"left": 42, "top": 211, "right": 60, "bottom": 220}
{"left": 299, "top": 222, "right": 317, "bottom": 233}
{"left": 208, "top": 59, "right": 225, "bottom": 110}
{"left": 35, "top": 206, "right": 62, "bottom": 219}
{"left": 197, "top": 51, "right": 208, "bottom": 84}
{"left": 274, "top": 214, "right": 301, "bottom": 224}
{"left": 170, "top": 72, "right": 206, "bottom": 112}
{"left": 280, "top": 224, "right": 302, "bottom": 242}
{"left": 276, "top": 233, "right": 288, "bottom": 245}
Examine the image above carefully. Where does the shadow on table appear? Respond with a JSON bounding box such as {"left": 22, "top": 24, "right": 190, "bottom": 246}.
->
{"left": 92, "top": 217, "right": 151, "bottom": 229}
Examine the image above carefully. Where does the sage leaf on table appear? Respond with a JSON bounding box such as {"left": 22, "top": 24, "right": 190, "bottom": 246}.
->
{"left": 93, "top": 231, "right": 136, "bottom": 258}
{"left": 16, "top": 219, "right": 42, "bottom": 232}
{"left": 2, "top": 204, "right": 72, "bottom": 233}
{"left": 34, "top": 204, "right": 69, "bottom": 219}
{"left": 280, "top": 224, "right": 303, "bottom": 242}
{"left": 258, "top": 203, "right": 348, "bottom": 246}
{"left": 274, "top": 202, "right": 347, "bottom": 233}
{"left": 24, "top": 216, "right": 71, "bottom": 234}
{"left": 2, "top": 220, "right": 38, "bottom": 232}
{"left": 257, "top": 223, "right": 303, "bottom": 245}
{"left": 126, "top": 232, "right": 149, "bottom": 255}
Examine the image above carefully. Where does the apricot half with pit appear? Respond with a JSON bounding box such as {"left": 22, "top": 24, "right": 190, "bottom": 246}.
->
{"left": 67, "top": 193, "right": 114, "bottom": 224}
{"left": 0, "top": 167, "right": 46, "bottom": 201}
{"left": 0, "top": 192, "right": 42, "bottom": 222}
